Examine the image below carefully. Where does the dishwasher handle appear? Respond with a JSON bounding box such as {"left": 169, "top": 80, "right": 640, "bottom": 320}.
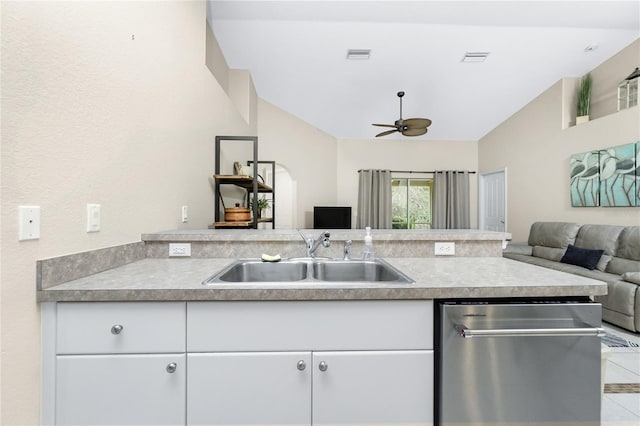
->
{"left": 454, "top": 324, "right": 606, "bottom": 338}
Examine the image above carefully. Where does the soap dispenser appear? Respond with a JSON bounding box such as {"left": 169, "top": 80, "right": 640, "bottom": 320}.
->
{"left": 363, "top": 226, "right": 375, "bottom": 260}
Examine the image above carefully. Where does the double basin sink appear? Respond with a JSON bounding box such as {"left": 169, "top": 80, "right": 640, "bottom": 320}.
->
{"left": 203, "top": 258, "right": 413, "bottom": 284}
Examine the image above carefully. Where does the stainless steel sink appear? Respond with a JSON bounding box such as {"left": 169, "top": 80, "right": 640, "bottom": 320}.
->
{"left": 204, "top": 260, "right": 308, "bottom": 283}
{"left": 312, "top": 260, "right": 411, "bottom": 282}
{"left": 203, "top": 258, "right": 413, "bottom": 284}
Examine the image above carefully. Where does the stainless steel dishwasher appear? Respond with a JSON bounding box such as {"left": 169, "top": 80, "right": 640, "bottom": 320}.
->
{"left": 437, "top": 300, "right": 604, "bottom": 426}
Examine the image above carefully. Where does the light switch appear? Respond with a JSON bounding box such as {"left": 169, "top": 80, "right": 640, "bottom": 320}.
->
{"left": 87, "top": 204, "right": 101, "bottom": 232}
{"left": 181, "top": 206, "right": 188, "bottom": 223}
{"left": 19, "top": 206, "right": 40, "bottom": 240}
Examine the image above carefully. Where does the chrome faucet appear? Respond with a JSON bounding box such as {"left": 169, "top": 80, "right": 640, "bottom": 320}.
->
{"left": 299, "top": 230, "right": 331, "bottom": 257}
{"left": 343, "top": 240, "right": 352, "bottom": 260}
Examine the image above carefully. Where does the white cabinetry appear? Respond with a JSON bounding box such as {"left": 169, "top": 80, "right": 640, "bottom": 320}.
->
{"left": 50, "top": 302, "right": 186, "bottom": 426}
{"left": 187, "top": 300, "right": 434, "bottom": 426}
{"left": 44, "top": 300, "right": 433, "bottom": 426}
{"left": 188, "top": 352, "right": 312, "bottom": 425}
{"left": 312, "top": 350, "right": 433, "bottom": 425}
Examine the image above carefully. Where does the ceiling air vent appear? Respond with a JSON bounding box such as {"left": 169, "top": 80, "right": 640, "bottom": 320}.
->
{"left": 462, "top": 52, "right": 490, "bottom": 63}
{"left": 347, "top": 49, "right": 371, "bottom": 60}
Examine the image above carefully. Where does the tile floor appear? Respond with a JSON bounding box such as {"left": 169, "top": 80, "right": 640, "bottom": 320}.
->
{"left": 602, "top": 323, "right": 640, "bottom": 425}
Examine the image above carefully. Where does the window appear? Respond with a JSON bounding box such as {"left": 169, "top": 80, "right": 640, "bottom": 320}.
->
{"left": 392, "top": 178, "right": 433, "bottom": 229}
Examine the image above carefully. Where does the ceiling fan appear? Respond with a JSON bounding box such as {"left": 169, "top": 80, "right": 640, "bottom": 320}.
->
{"left": 372, "top": 91, "right": 432, "bottom": 137}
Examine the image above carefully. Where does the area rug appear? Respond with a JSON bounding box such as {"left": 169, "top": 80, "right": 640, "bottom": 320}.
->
{"left": 604, "top": 383, "right": 640, "bottom": 393}
{"left": 602, "top": 332, "right": 639, "bottom": 348}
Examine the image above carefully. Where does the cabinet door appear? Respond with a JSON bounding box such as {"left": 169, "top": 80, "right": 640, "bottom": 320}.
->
{"left": 56, "top": 354, "right": 186, "bottom": 426}
{"left": 312, "top": 350, "right": 433, "bottom": 426}
{"left": 187, "top": 352, "right": 311, "bottom": 425}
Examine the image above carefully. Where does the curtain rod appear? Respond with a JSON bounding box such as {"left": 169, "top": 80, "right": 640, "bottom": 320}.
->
{"left": 357, "top": 169, "right": 476, "bottom": 174}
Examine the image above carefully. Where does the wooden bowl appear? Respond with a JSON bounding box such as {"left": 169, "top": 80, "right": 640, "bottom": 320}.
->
{"left": 225, "top": 207, "right": 251, "bottom": 221}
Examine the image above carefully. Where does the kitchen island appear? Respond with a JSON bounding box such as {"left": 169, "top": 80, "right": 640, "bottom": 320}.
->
{"left": 37, "top": 229, "right": 606, "bottom": 426}
{"left": 37, "top": 228, "right": 606, "bottom": 301}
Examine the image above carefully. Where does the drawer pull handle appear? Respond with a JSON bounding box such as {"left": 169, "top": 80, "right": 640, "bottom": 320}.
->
{"left": 110, "top": 325, "right": 123, "bottom": 335}
{"left": 166, "top": 362, "right": 177, "bottom": 374}
{"left": 297, "top": 360, "right": 306, "bottom": 371}
{"left": 318, "top": 361, "right": 328, "bottom": 372}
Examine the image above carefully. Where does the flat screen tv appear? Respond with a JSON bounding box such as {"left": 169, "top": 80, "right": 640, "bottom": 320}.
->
{"left": 313, "top": 206, "right": 352, "bottom": 229}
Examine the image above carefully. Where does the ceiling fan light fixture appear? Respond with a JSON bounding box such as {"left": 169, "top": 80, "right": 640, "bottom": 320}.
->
{"left": 462, "top": 52, "right": 490, "bottom": 63}
{"left": 346, "top": 49, "right": 371, "bottom": 60}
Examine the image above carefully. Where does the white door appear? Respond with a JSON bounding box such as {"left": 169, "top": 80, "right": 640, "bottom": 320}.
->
{"left": 187, "top": 352, "right": 311, "bottom": 425}
{"left": 479, "top": 169, "right": 506, "bottom": 232}
{"left": 312, "top": 350, "right": 433, "bottom": 426}
{"left": 56, "top": 354, "right": 186, "bottom": 425}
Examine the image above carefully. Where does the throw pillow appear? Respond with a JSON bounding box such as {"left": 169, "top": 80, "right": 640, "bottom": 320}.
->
{"left": 560, "top": 244, "right": 604, "bottom": 270}
{"left": 596, "top": 254, "right": 612, "bottom": 272}
{"left": 622, "top": 272, "right": 640, "bottom": 285}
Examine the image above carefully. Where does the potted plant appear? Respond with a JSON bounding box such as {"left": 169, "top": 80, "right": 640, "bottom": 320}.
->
{"left": 255, "top": 196, "right": 271, "bottom": 218}
{"left": 576, "top": 73, "right": 592, "bottom": 124}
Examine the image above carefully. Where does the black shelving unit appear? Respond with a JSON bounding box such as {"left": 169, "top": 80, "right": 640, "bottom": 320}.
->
{"left": 212, "top": 136, "right": 275, "bottom": 229}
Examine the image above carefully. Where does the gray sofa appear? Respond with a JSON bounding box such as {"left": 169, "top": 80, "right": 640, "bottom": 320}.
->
{"left": 503, "top": 222, "right": 640, "bottom": 333}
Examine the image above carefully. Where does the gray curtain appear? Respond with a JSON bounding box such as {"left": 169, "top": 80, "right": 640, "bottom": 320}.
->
{"left": 433, "top": 171, "right": 470, "bottom": 229}
{"left": 356, "top": 170, "right": 392, "bottom": 229}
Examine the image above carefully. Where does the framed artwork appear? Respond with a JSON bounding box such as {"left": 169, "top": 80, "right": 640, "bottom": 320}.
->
{"left": 571, "top": 141, "right": 639, "bottom": 208}
{"left": 570, "top": 150, "right": 600, "bottom": 207}
{"left": 599, "top": 142, "right": 638, "bottom": 207}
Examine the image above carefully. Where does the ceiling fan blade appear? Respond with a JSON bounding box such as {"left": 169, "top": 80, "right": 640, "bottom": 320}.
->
{"left": 402, "top": 127, "right": 428, "bottom": 137}
{"left": 376, "top": 129, "right": 399, "bottom": 137}
{"left": 402, "top": 118, "right": 432, "bottom": 129}
{"left": 372, "top": 123, "right": 397, "bottom": 128}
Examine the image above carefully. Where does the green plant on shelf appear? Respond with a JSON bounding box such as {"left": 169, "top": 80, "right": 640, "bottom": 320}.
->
{"left": 577, "top": 73, "right": 592, "bottom": 117}
{"left": 254, "top": 196, "right": 272, "bottom": 218}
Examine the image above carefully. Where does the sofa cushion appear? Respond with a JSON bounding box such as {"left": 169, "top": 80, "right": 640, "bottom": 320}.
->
{"left": 595, "top": 279, "right": 638, "bottom": 317}
{"left": 616, "top": 226, "right": 640, "bottom": 261}
{"left": 560, "top": 244, "right": 603, "bottom": 270}
{"left": 503, "top": 242, "right": 533, "bottom": 256}
{"left": 528, "top": 222, "right": 580, "bottom": 249}
{"left": 607, "top": 257, "right": 640, "bottom": 275}
{"left": 574, "top": 224, "right": 624, "bottom": 256}
{"left": 622, "top": 272, "right": 640, "bottom": 285}
{"left": 532, "top": 245, "right": 565, "bottom": 261}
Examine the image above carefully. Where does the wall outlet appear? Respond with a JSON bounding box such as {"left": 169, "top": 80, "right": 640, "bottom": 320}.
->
{"left": 434, "top": 242, "right": 455, "bottom": 256}
{"left": 169, "top": 243, "right": 191, "bottom": 257}
{"left": 19, "top": 206, "right": 41, "bottom": 240}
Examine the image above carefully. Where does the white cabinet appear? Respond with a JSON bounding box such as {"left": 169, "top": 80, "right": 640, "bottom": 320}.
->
{"left": 49, "top": 302, "right": 186, "bottom": 426}
{"left": 187, "top": 352, "right": 312, "bottom": 425}
{"left": 56, "top": 354, "right": 185, "bottom": 426}
{"left": 186, "top": 301, "right": 434, "bottom": 426}
{"left": 312, "top": 350, "right": 433, "bottom": 425}
{"left": 44, "top": 300, "right": 433, "bottom": 426}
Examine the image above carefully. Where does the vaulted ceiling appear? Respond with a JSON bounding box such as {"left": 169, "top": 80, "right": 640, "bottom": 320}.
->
{"left": 208, "top": 1, "right": 639, "bottom": 140}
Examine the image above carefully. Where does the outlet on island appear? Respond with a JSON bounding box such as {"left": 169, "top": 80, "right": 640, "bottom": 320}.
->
{"left": 434, "top": 242, "right": 455, "bottom": 256}
{"left": 169, "top": 243, "right": 191, "bottom": 257}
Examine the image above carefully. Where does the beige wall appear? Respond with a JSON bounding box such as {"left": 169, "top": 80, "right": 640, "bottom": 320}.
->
{"left": 337, "top": 139, "right": 479, "bottom": 228}
{"left": 257, "top": 98, "right": 338, "bottom": 228}
{"left": 0, "top": 1, "right": 252, "bottom": 423}
{"left": 479, "top": 40, "right": 640, "bottom": 241}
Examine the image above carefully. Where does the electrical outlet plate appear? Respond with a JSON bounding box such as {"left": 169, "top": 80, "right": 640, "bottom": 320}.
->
{"left": 434, "top": 242, "right": 455, "bottom": 256}
{"left": 169, "top": 243, "right": 191, "bottom": 257}
{"left": 19, "top": 206, "right": 40, "bottom": 240}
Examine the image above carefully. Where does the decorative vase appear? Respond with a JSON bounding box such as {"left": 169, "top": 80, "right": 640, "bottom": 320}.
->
{"left": 576, "top": 115, "right": 589, "bottom": 125}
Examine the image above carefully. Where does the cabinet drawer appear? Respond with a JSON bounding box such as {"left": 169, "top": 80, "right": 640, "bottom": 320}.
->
{"left": 187, "top": 300, "right": 433, "bottom": 352}
{"left": 57, "top": 302, "right": 186, "bottom": 354}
